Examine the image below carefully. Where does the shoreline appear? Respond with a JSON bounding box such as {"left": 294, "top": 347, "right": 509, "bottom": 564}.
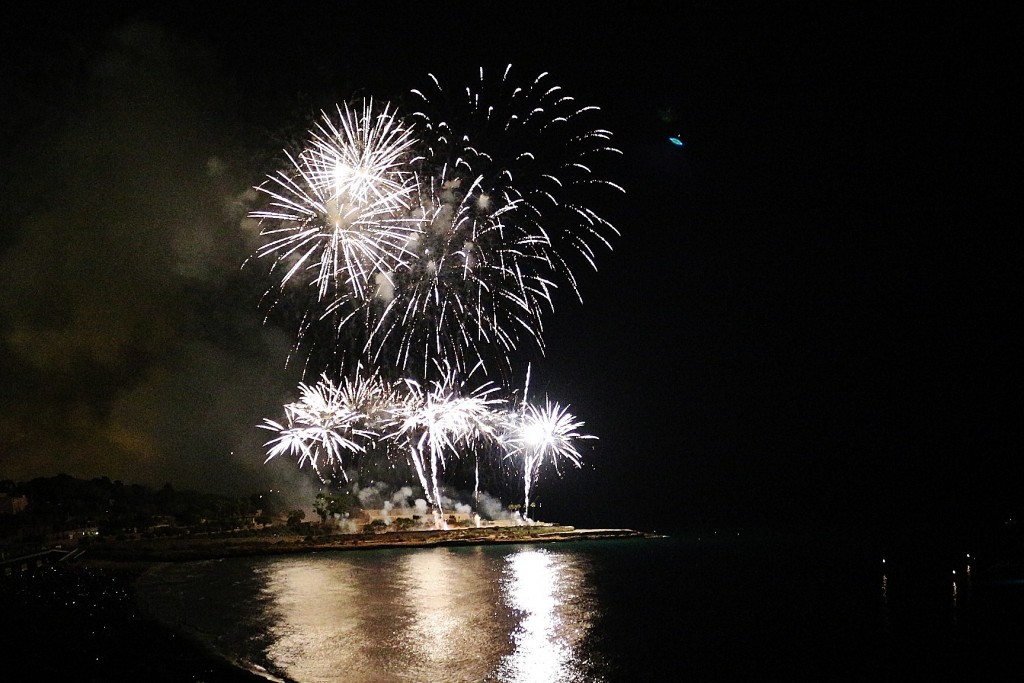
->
{"left": 1, "top": 556, "right": 276, "bottom": 681}
{"left": 78, "top": 524, "right": 658, "bottom": 564}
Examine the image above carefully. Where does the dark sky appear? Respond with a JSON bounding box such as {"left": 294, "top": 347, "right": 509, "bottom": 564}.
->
{"left": 1, "top": 4, "right": 1019, "bottom": 538}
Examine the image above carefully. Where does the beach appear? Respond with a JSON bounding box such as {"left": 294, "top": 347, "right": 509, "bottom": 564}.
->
{"left": 2, "top": 558, "right": 270, "bottom": 681}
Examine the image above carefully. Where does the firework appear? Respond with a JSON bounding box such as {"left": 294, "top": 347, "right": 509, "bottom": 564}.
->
{"left": 385, "top": 366, "right": 506, "bottom": 527}
{"left": 250, "top": 67, "right": 622, "bottom": 381}
{"left": 358, "top": 65, "right": 624, "bottom": 378}
{"left": 252, "top": 67, "right": 617, "bottom": 521}
{"left": 407, "top": 64, "right": 624, "bottom": 284}
{"left": 260, "top": 368, "right": 597, "bottom": 524}
{"left": 250, "top": 99, "right": 423, "bottom": 305}
{"left": 260, "top": 365, "right": 510, "bottom": 524}
{"left": 259, "top": 373, "right": 382, "bottom": 484}
{"left": 500, "top": 398, "right": 595, "bottom": 519}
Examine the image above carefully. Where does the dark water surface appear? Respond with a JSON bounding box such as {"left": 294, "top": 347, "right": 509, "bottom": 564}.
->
{"left": 134, "top": 532, "right": 1023, "bottom": 682}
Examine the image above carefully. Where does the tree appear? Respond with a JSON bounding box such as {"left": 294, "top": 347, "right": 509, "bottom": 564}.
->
{"left": 313, "top": 493, "right": 330, "bottom": 523}
{"left": 287, "top": 509, "right": 306, "bottom": 528}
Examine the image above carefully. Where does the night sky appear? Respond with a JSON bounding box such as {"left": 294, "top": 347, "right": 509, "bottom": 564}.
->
{"left": 1, "top": 4, "right": 1018, "bottom": 541}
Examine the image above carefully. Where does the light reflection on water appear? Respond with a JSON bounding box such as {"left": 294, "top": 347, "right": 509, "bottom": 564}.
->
{"left": 397, "top": 547, "right": 512, "bottom": 681}
{"left": 497, "top": 549, "right": 597, "bottom": 683}
{"left": 158, "top": 545, "right": 602, "bottom": 683}
{"left": 134, "top": 535, "right": 1024, "bottom": 680}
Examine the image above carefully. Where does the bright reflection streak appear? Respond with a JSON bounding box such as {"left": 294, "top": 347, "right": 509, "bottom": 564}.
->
{"left": 400, "top": 547, "right": 509, "bottom": 679}
{"left": 214, "top": 547, "right": 599, "bottom": 682}
{"left": 497, "top": 548, "right": 601, "bottom": 683}
{"left": 261, "top": 557, "right": 376, "bottom": 680}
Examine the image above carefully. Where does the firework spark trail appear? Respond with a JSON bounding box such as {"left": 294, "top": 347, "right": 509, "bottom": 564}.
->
{"left": 259, "top": 366, "right": 516, "bottom": 523}
{"left": 386, "top": 367, "right": 506, "bottom": 527}
{"left": 409, "top": 65, "right": 625, "bottom": 279}
{"left": 359, "top": 170, "right": 554, "bottom": 380}
{"left": 366, "top": 64, "right": 624, "bottom": 378}
{"left": 259, "top": 371, "right": 597, "bottom": 522}
{"left": 250, "top": 66, "right": 622, "bottom": 382}
{"left": 500, "top": 398, "right": 595, "bottom": 519}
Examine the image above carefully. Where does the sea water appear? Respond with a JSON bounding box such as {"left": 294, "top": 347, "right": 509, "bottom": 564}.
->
{"left": 134, "top": 532, "right": 1023, "bottom": 682}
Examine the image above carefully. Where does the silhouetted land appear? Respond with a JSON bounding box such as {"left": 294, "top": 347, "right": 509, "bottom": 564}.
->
{"left": 80, "top": 524, "right": 652, "bottom": 562}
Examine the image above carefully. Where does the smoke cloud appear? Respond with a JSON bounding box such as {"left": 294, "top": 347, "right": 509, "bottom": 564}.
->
{"left": 0, "top": 20, "right": 308, "bottom": 501}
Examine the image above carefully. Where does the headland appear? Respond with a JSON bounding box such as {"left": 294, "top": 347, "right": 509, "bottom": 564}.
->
{"left": 77, "top": 524, "right": 657, "bottom": 564}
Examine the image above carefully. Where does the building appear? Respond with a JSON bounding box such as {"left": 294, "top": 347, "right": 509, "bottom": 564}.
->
{"left": 0, "top": 493, "right": 28, "bottom": 515}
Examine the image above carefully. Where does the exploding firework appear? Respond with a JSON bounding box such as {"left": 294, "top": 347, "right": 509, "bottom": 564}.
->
{"left": 500, "top": 398, "right": 595, "bottom": 519}
{"left": 358, "top": 65, "right": 624, "bottom": 379}
{"left": 251, "top": 67, "right": 618, "bottom": 522}
{"left": 250, "top": 99, "right": 423, "bottom": 305}
{"left": 259, "top": 366, "right": 596, "bottom": 525}
{"left": 260, "top": 375, "right": 374, "bottom": 484}
{"left": 260, "top": 365, "right": 509, "bottom": 527}
{"left": 385, "top": 366, "right": 506, "bottom": 527}
{"left": 250, "top": 66, "right": 623, "bottom": 381}
{"left": 354, "top": 170, "right": 552, "bottom": 381}
{"left": 407, "top": 65, "right": 624, "bottom": 285}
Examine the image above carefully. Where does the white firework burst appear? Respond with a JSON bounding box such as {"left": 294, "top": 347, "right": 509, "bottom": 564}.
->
{"left": 500, "top": 398, "right": 595, "bottom": 518}
{"left": 250, "top": 99, "right": 424, "bottom": 303}
{"left": 260, "top": 374, "right": 380, "bottom": 483}
{"left": 384, "top": 366, "right": 506, "bottom": 526}
{"left": 357, "top": 64, "right": 624, "bottom": 378}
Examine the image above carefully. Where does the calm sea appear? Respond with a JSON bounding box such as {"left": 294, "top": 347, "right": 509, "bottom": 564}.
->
{"left": 134, "top": 531, "right": 1023, "bottom": 682}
